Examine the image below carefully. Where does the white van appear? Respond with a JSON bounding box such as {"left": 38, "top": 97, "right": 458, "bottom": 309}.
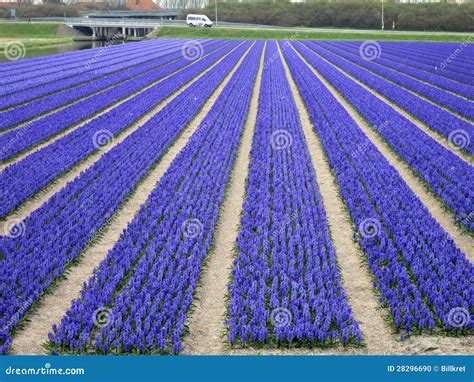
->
{"left": 187, "top": 14, "right": 213, "bottom": 28}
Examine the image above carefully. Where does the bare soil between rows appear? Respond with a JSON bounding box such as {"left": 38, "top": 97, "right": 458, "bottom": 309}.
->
{"left": 9, "top": 43, "right": 248, "bottom": 355}
{"left": 6, "top": 40, "right": 472, "bottom": 356}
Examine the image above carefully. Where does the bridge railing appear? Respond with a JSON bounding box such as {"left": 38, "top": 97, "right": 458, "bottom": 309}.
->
{"left": 65, "top": 17, "right": 171, "bottom": 28}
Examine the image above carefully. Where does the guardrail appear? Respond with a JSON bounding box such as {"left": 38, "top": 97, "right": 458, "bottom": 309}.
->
{"left": 4, "top": 17, "right": 282, "bottom": 30}
{"left": 64, "top": 17, "right": 168, "bottom": 28}
{"left": 62, "top": 18, "right": 283, "bottom": 30}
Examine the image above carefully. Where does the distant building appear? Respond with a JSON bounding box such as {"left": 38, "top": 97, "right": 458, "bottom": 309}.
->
{"left": 126, "top": 0, "right": 159, "bottom": 10}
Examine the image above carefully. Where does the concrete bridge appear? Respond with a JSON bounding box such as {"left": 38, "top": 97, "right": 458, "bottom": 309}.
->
{"left": 65, "top": 17, "right": 168, "bottom": 38}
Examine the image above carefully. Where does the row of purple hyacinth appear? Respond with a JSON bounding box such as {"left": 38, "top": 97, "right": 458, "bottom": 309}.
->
{"left": 303, "top": 42, "right": 474, "bottom": 155}
{"left": 295, "top": 41, "right": 473, "bottom": 231}
{"left": 282, "top": 41, "right": 473, "bottom": 336}
{"left": 0, "top": 41, "right": 251, "bottom": 354}
{"left": 340, "top": 41, "right": 472, "bottom": 94}
{"left": 0, "top": 40, "right": 225, "bottom": 145}
{"left": 48, "top": 41, "right": 263, "bottom": 355}
{"left": 341, "top": 41, "right": 473, "bottom": 85}
{"left": 0, "top": 41, "right": 237, "bottom": 219}
{"left": 0, "top": 39, "right": 171, "bottom": 94}
{"left": 0, "top": 39, "right": 171, "bottom": 79}
{"left": 0, "top": 39, "right": 187, "bottom": 117}
{"left": 378, "top": 42, "right": 473, "bottom": 74}
{"left": 228, "top": 41, "right": 362, "bottom": 347}
{"left": 318, "top": 41, "right": 473, "bottom": 117}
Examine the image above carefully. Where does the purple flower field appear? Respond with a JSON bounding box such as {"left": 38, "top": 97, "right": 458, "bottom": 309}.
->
{"left": 0, "top": 38, "right": 472, "bottom": 355}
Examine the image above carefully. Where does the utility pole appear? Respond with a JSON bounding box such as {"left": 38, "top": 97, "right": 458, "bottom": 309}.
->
{"left": 381, "top": 0, "right": 385, "bottom": 31}
{"left": 215, "top": 0, "right": 218, "bottom": 27}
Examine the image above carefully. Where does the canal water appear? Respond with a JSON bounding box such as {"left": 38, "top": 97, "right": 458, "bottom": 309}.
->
{"left": 0, "top": 40, "right": 133, "bottom": 62}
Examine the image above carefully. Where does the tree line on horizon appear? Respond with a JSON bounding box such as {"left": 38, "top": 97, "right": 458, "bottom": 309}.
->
{"left": 181, "top": 1, "right": 473, "bottom": 32}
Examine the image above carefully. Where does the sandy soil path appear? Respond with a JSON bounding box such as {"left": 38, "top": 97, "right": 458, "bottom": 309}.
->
{"left": 0, "top": 43, "right": 242, "bottom": 232}
{"left": 9, "top": 42, "right": 252, "bottom": 355}
{"left": 312, "top": 43, "right": 473, "bottom": 166}
{"left": 322, "top": 43, "right": 473, "bottom": 102}
{"left": 182, "top": 42, "right": 265, "bottom": 355}
{"left": 0, "top": 41, "right": 187, "bottom": 134}
{"left": 0, "top": 42, "right": 229, "bottom": 169}
{"left": 283, "top": 42, "right": 473, "bottom": 356}
{"left": 295, "top": 42, "right": 474, "bottom": 261}
{"left": 278, "top": 41, "right": 401, "bottom": 355}
{"left": 0, "top": 56, "right": 181, "bottom": 138}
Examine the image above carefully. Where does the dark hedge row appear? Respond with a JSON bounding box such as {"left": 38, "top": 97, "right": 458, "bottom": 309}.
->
{"left": 184, "top": 1, "right": 474, "bottom": 32}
